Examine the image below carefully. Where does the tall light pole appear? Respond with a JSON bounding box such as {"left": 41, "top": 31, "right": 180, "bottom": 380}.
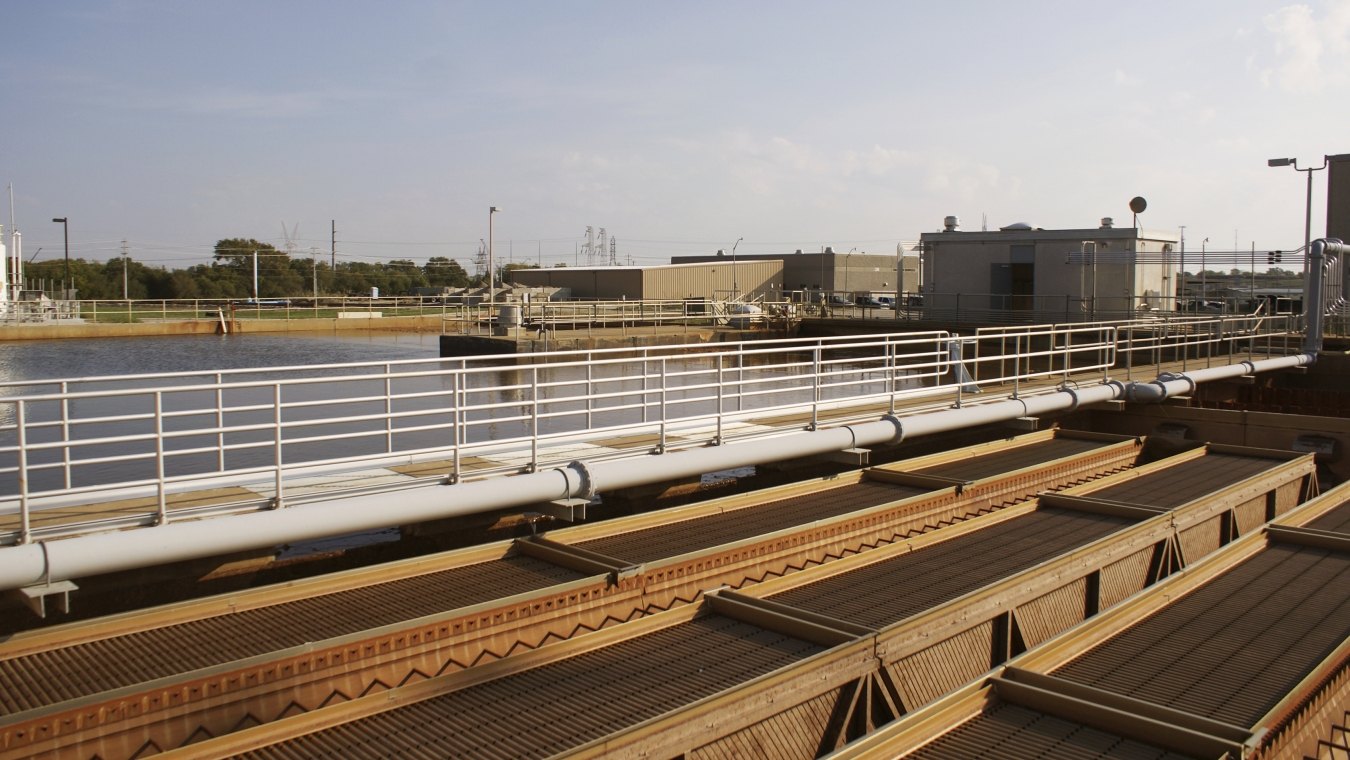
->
{"left": 731, "top": 237, "right": 742, "bottom": 299}
{"left": 488, "top": 206, "right": 500, "bottom": 304}
{"left": 1268, "top": 155, "right": 1328, "bottom": 273}
{"left": 1178, "top": 225, "right": 1186, "bottom": 308}
{"left": 1201, "top": 237, "right": 1209, "bottom": 303}
{"left": 51, "top": 217, "right": 69, "bottom": 298}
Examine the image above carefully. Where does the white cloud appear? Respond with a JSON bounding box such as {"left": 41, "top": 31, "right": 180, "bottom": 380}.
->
{"left": 1114, "top": 68, "right": 1142, "bottom": 87}
{"left": 1260, "top": 0, "right": 1350, "bottom": 92}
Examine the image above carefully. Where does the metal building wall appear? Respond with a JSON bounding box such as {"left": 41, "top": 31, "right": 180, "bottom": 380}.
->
{"left": 642, "top": 260, "right": 781, "bottom": 300}
{"left": 1328, "top": 153, "right": 1350, "bottom": 243}
{"left": 509, "top": 261, "right": 781, "bottom": 300}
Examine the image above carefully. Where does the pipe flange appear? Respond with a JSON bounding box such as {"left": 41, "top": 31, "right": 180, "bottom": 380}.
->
{"left": 880, "top": 413, "right": 905, "bottom": 444}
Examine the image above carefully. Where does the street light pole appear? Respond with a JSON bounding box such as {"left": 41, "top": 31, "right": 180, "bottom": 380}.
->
{"left": 488, "top": 206, "right": 500, "bottom": 305}
{"left": 731, "top": 237, "right": 742, "bottom": 299}
{"left": 1267, "top": 155, "right": 1329, "bottom": 266}
{"left": 51, "top": 217, "right": 68, "bottom": 298}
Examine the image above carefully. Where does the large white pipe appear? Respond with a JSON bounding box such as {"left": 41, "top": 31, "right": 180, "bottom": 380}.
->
{"left": 0, "top": 464, "right": 586, "bottom": 589}
{"left": 0, "top": 354, "right": 1316, "bottom": 591}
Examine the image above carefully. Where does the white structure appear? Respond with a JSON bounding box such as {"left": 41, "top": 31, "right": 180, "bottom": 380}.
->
{"left": 919, "top": 217, "right": 1181, "bottom": 319}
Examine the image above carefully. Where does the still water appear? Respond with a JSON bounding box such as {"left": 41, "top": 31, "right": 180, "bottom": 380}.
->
{"left": 0, "top": 332, "right": 443, "bottom": 383}
{"left": 0, "top": 332, "right": 891, "bottom": 495}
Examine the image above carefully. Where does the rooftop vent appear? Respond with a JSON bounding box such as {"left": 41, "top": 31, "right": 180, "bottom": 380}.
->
{"left": 943, "top": 215, "right": 959, "bottom": 231}
{"left": 1100, "top": 217, "right": 1114, "bottom": 228}
{"left": 1000, "top": 222, "right": 1033, "bottom": 231}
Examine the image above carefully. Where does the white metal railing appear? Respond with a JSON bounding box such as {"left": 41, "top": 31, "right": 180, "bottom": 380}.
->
{"left": 0, "top": 316, "right": 1304, "bottom": 544}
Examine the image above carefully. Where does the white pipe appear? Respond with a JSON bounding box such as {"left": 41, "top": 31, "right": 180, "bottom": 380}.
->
{"left": 0, "top": 465, "right": 585, "bottom": 589}
{"left": 0, "top": 354, "right": 1315, "bottom": 591}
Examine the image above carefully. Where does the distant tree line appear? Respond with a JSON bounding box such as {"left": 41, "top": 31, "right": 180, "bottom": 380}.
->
{"left": 20, "top": 238, "right": 501, "bottom": 300}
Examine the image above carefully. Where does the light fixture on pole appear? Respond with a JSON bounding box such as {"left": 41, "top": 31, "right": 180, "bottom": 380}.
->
{"left": 1267, "top": 155, "right": 1328, "bottom": 261}
{"left": 51, "top": 217, "right": 69, "bottom": 298}
{"left": 731, "top": 237, "right": 742, "bottom": 299}
{"left": 488, "top": 206, "right": 500, "bottom": 305}
{"left": 1201, "top": 237, "right": 1209, "bottom": 304}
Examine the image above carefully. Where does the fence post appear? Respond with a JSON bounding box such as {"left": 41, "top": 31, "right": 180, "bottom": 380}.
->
{"left": 155, "top": 391, "right": 169, "bottom": 525}
{"left": 16, "top": 401, "right": 30, "bottom": 544}
{"left": 272, "top": 384, "right": 284, "bottom": 509}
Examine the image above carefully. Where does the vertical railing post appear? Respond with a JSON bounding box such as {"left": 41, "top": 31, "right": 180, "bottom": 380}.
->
{"left": 887, "top": 338, "right": 897, "bottom": 414}
{"left": 1012, "top": 334, "right": 1021, "bottom": 399}
{"left": 716, "top": 354, "right": 726, "bottom": 443}
{"left": 215, "top": 373, "right": 225, "bottom": 472}
{"left": 272, "top": 384, "right": 284, "bottom": 509}
{"left": 154, "top": 391, "right": 169, "bottom": 525}
{"left": 60, "top": 381, "right": 72, "bottom": 490}
{"left": 642, "top": 357, "right": 650, "bottom": 424}
{"left": 451, "top": 371, "right": 462, "bottom": 483}
{"left": 808, "top": 345, "right": 821, "bottom": 430}
{"left": 529, "top": 366, "right": 540, "bottom": 471}
{"left": 735, "top": 345, "right": 744, "bottom": 412}
{"left": 586, "top": 362, "right": 594, "bottom": 430}
{"left": 16, "top": 401, "right": 30, "bottom": 544}
{"left": 658, "top": 357, "right": 668, "bottom": 453}
{"left": 384, "top": 364, "right": 394, "bottom": 454}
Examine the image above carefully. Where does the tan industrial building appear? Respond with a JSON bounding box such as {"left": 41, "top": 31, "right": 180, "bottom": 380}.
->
{"left": 507, "top": 259, "right": 782, "bottom": 301}
{"left": 919, "top": 217, "right": 1181, "bottom": 320}
{"left": 673, "top": 249, "right": 920, "bottom": 302}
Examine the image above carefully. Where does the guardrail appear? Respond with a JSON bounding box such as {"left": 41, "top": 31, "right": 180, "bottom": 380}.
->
{"left": 0, "top": 315, "right": 1303, "bottom": 545}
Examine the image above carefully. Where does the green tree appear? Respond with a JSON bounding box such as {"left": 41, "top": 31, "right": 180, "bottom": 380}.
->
{"left": 425, "top": 256, "right": 470, "bottom": 287}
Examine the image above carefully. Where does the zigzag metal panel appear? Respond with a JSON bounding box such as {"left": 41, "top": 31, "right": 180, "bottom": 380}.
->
{"left": 0, "top": 436, "right": 1324, "bottom": 759}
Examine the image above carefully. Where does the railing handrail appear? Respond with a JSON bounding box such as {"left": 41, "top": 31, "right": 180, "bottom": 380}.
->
{"left": 0, "top": 316, "right": 1305, "bottom": 546}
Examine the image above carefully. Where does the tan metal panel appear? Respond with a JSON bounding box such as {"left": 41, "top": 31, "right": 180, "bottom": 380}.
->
{"left": 888, "top": 620, "right": 996, "bottom": 711}
{"left": 1232, "top": 494, "right": 1268, "bottom": 536}
{"left": 689, "top": 686, "right": 842, "bottom": 760}
{"left": 1097, "top": 547, "right": 1153, "bottom": 610}
{"left": 1013, "top": 577, "right": 1089, "bottom": 649}
{"left": 1176, "top": 518, "right": 1223, "bottom": 566}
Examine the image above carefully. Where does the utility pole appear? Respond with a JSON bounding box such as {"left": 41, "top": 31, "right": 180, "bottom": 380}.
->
{"left": 121, "top": 240, "right": 129, "bottom": 299}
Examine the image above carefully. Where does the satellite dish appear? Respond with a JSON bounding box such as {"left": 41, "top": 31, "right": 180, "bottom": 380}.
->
{"left": 1129, "top": 196, "right": 1147, "bottom": 214}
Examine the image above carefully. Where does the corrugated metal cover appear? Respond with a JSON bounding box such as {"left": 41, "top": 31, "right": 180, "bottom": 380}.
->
{"left": 1051, "top": 544, "right": 1350, "bottom": 727}
{"left": 766, "top": 508, "right": 1131, "bottom": 629}
{"left": 906, "top": 701, "right": 1193, "bottom": 759}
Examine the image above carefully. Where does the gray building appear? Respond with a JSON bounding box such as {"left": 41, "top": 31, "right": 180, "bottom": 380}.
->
{"left": 1328, "top": 153, "right": 1350, "bottom": 243}
{"left": 672, "top": 249, "right": 919, "bottom": 301}
{"left": 919, "top": 217, "right": 1181, "bottom": 320}
{"left": 507, "top": 260, "right": 783, "bottom": 301}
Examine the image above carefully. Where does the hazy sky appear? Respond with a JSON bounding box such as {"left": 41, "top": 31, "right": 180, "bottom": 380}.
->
{"left": 3, "top": 1, "right": 1347, "bottom": 272}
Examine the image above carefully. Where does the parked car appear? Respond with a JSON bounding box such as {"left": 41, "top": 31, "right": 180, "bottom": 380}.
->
{"left": 854, "top": 296, "right": 883, "bottom": 308}
{"left": 828, "top": 295, "right": 852, "bottom": 305}
{"left": 876, "top": 296, "right": 895, "bottom": 308}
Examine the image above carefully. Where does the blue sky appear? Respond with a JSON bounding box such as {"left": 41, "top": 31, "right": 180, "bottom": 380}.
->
{"left": 3, "top": 1, "right": 1347, "bottom": 272}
